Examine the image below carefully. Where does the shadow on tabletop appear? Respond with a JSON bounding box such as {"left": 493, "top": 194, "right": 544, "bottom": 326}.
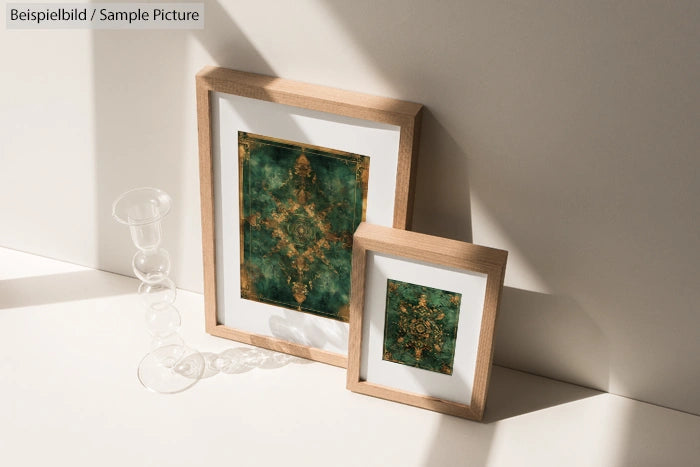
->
{"left": 483, "top": 365, "right": 601, "bottom": 423}
{"left": 419, "top": 366, "right": 602, "bottom": 466}
{"left": 494, "top": 287, "right": 611, "bottom": 395}
{"left": 0, "top": 270, "right": 136, "bottom": 310}
{"left": 615, "top": 398, "right": 700, "bottom": 466}
{"left": 197, "top": 346, "right": 313, "bottom": 380}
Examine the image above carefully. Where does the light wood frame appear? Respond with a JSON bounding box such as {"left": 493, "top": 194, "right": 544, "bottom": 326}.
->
{"left": 196, "top": 66, "right": 423, "bottom": 367}
{"left": 347, "top": 223, "right": 507, "bottom": 420}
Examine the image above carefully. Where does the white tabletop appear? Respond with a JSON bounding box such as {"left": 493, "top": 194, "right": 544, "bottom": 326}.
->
{"left": 1, "top": 247, "right": 698, "bottom": 467}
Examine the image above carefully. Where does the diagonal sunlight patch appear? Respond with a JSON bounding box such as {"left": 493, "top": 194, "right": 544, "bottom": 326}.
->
{"left": 0, "top": 248, "right": 135, "bottom": 309}
{"left": 0, "top": 247, "right": 89, "bottom": 281}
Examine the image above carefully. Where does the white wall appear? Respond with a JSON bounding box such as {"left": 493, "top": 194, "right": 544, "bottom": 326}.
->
{"left": 2, "top": 1, "right": 698, "bottom": 414}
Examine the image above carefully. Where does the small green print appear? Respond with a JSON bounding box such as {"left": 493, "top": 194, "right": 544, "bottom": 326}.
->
{"left": 382, "top": 279, "right": 462, "bottom": 375}
{"left": 239, "top": 132, "right": 369, "bottom": 322}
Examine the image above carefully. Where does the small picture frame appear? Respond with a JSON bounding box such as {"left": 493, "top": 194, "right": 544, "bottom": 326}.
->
{"left": 347, "top": 223, "right": 507, "bottom": 420}
{"left": 196, "top": 67, "right": 423, "bottom": 367}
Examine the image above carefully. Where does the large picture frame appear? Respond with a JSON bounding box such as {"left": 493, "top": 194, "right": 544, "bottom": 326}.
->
{"left": 347, "top": 223, "right": 507, "bottom": 420}
{"left": 196, "top": 66, "right": 423, "bottom": 367}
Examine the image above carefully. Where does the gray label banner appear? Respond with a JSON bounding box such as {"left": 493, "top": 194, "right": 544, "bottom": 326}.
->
{"left": 6, "top": 3, "right": 204, "bottom": 29}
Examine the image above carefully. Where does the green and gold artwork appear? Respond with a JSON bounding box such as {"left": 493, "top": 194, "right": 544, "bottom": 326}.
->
{"left": 383, "top": 279, "right": 462, "bottom": 375}
{"left": 238, "top": 132, "right": 370, "bottom": 322}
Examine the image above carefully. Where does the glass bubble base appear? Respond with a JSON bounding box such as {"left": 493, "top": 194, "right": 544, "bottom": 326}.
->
{"left": 136, "top": 344, "right": 206, "bottom": 394}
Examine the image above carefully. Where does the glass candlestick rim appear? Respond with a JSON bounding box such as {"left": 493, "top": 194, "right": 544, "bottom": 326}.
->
{"left": 112, "top": 187, "right": 172, "bottom": 226}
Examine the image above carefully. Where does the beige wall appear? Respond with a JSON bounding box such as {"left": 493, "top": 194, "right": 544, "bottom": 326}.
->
{"left": 2, "top": 1, "right": 698, "bottom": 414}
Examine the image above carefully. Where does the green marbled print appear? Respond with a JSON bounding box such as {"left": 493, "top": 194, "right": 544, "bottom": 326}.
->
{"left": 383, "top": 279, "right": 462, "bottom": 375}
{"left": 239, "top": 132, "right": 369, "bottom": 322}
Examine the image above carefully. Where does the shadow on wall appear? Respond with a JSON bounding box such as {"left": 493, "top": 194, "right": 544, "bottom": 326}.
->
{"left": 92, "top": 24, "right": 190, "bottom": 282}
{"left": 411, "top": 110, "right": 473, "bottom": 243}
{"left": 93, "top": 0, "right": 275, "bottom": 290}
{"left": 494, "top": 287, "right": 610, "bottom": 392}
{"left": 318, "top": 0, "right": 700, "bottom": 416}
{"left": 192, "top": 0, "right": 274, "bottom": 75}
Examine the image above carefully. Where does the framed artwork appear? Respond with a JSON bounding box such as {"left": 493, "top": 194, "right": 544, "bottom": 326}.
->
{"left": 196, "top": 66, "right": 423, "bottom": 367}
{"left": 347, "top": 223, "right": 507, "bottom": 420}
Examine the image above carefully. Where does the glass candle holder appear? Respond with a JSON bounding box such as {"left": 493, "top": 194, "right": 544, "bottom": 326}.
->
{"left": 112, "top": 187, "right": 205, "bottom": 393}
